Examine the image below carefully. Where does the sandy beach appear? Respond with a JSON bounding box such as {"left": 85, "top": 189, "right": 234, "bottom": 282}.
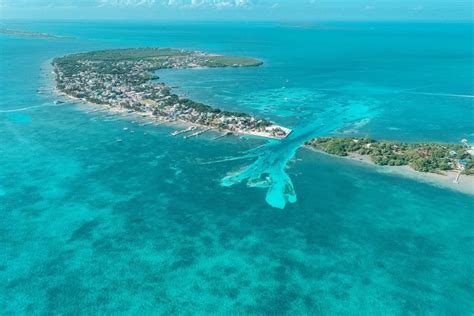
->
{"left": 48, "top": 72, "right": 290, "bottom": 141}
{"left": 305, "top": 146, "right": 474, "bottom": 195}
{"left": 45, "top": 58, "right": 472, "bottom": 195}
{"left": 51, "top": 88, "right": 287, "bottom": 142}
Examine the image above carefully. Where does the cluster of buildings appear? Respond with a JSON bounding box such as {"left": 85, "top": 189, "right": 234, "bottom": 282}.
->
{"left": 53, "top": 53, "right": 290, "bottom": 139}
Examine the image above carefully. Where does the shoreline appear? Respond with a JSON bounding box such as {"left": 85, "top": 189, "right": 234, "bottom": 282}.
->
{"left": 303, "top": 145, "right": 474, "bottom": 196}
{"left": 52, "top": 81, "right": 288, "bottom": 141}
{"left": 43, "top": 59, "right": 289, "bottom": 141}
{"left": 45, "top": 53, "right": 472, "bottom": 195}
{"left": 51, "top": 48, "right": 292, "bottom": 140}
{"left": 0, "top": 28, "right": 74, "bottom": 40}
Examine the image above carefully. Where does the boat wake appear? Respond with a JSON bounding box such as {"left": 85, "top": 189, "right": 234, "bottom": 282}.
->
{"left": 407, "top": 92, "right": 474, "bottom": 99}
{"left": 0, "top": 103, "right": 58, "bottom": 113}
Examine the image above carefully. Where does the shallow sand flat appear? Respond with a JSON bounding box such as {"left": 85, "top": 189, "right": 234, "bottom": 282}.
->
{"left": 306, "top": 147, "right": 474, "bottom": 196}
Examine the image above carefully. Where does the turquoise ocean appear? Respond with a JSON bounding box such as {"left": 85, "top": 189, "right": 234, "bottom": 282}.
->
{"left": 1, "top": 21, "right": 473, "bottom": 314}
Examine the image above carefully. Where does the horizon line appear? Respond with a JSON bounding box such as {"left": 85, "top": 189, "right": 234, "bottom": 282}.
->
{"left": 2, "top": 17, "right": 473, "bottom": 23}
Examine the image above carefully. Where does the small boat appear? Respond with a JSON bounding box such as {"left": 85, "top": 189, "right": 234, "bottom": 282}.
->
{"left": 53, "top": 100, "right": 64, "bottom": 105}
{"left": 116, "top": 138, "right": 123, "bottom": 143}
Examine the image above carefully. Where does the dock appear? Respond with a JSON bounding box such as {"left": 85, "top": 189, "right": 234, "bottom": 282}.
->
{"left": 453, "top": 171, "right": 462, "bottom": 184}
{"left": 86, "top": 108, "right": 103, "bottom": 114}
{"left": 102, "top": 116, "right": 120, "bottom": 122}
{"left": 170, "top": 126, "right": 196, "bottom": 136}
{"left": 139, "top": 122, "right": 154, "bottom": 126}
{"left": 184, "top": 128, "right": 212, "bottom": 139}
{"left": 212, "top": 132, "right": 233, "bottom": 140}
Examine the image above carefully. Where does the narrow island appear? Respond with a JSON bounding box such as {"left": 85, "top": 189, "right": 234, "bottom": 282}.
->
{"left": 0, "top": 28, "right": 74, "bottom": 40}
{"left": 306, "top": 137, "right": 474, "bottom": 192}
{"left": 52, "top": 48, "right": 291, "bottom": 139}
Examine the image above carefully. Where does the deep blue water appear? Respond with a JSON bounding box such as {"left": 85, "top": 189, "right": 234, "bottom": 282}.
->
{"left": 0, "top": 20, "right": 473, "bottom": 314}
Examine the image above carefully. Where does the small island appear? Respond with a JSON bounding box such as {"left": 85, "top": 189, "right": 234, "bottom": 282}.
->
{"left": 0, "top": 28, "right": 74, "bottom": 40}
{"left": 52, "top": 48, "right": 291, "bottom": 139}
{"left": 306, "top": 137, "right": 473, "bottom": 174}
{"left": 306, "top": 137, "right": 474, "bottom": 181}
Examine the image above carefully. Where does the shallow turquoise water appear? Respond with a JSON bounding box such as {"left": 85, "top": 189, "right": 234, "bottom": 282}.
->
{"left": 1, "top": 21, "right": 473, "bottom": 314}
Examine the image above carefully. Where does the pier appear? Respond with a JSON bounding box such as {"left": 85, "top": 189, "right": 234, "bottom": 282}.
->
{"left": 453, "top": 171, "right": 462, "bottom": 184}
{"left": 212, "top": 132, "right": 233, "bottom": 140}
{"left": 170, "top": 126, "right": 196, "bottom": 136}
{"left": 139, "top": 122, "right": 154, "bottom": 126}
{"left": 184, "top": 128, "right": 212, "bottom": 139}
{"left": 86, "top": 108, "right": 103, "bottom": 114}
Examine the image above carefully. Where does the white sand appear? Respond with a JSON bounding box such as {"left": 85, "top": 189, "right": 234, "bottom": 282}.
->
{"left": 306, "top": 147, "right": 474, "bottom": 195}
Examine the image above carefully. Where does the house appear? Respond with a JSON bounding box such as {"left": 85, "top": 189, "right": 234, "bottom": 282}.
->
{"left": 458, "top": 159, "right": 467, "bottom": 170}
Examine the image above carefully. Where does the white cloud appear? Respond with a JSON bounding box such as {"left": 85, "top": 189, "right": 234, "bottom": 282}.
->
{"left": 97, "top": 0, "right": 157, "bottom": 7}
{"left": 0, "top": 0, "right": 251, "bottom": 10}
{"left": 190, "top": 0, "right": 204, "bottom": 7}
{"left": 362, "top": 5, "right": 375, "bottom": 11}
{"left": 235, "top": 0, "right": 250, "bottom": 7}
{"left": 159, "top": 0, "right": 252, "bottom": 8}
{"left": 412, "top": 5, "right": 424, "bottom": 11}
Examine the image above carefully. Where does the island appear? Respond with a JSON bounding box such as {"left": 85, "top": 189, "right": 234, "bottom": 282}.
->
{"left": 306, "top": 137, "right": 474, "bottom": 176}
{"left": 0, "top": 28, "right": 74, "bottom": 40}
{"left": 52, "top": 48, "right": 291, "bottom": 139}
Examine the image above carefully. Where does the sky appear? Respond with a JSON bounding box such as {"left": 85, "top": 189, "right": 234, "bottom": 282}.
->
{"left": 0, "top": 0, "right": 472, "bottom": 21}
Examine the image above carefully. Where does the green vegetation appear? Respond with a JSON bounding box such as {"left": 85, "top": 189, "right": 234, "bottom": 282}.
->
{"left": 0, "top": 28, "right": 73, "bottom": 39}
{"left": 54, "top": 47, "right": 261, "bottom": 67}
{"left": 201, "top": 55, "right": 264, "bottom": 67}
{"left": 305, "top": 137, "right": 473, "bottom": 174}
{"left": 52, "top": 47, "right": 282, "bottom": 136}
{"left": 57, "top": 48, "right": 187, "bottom": 62}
